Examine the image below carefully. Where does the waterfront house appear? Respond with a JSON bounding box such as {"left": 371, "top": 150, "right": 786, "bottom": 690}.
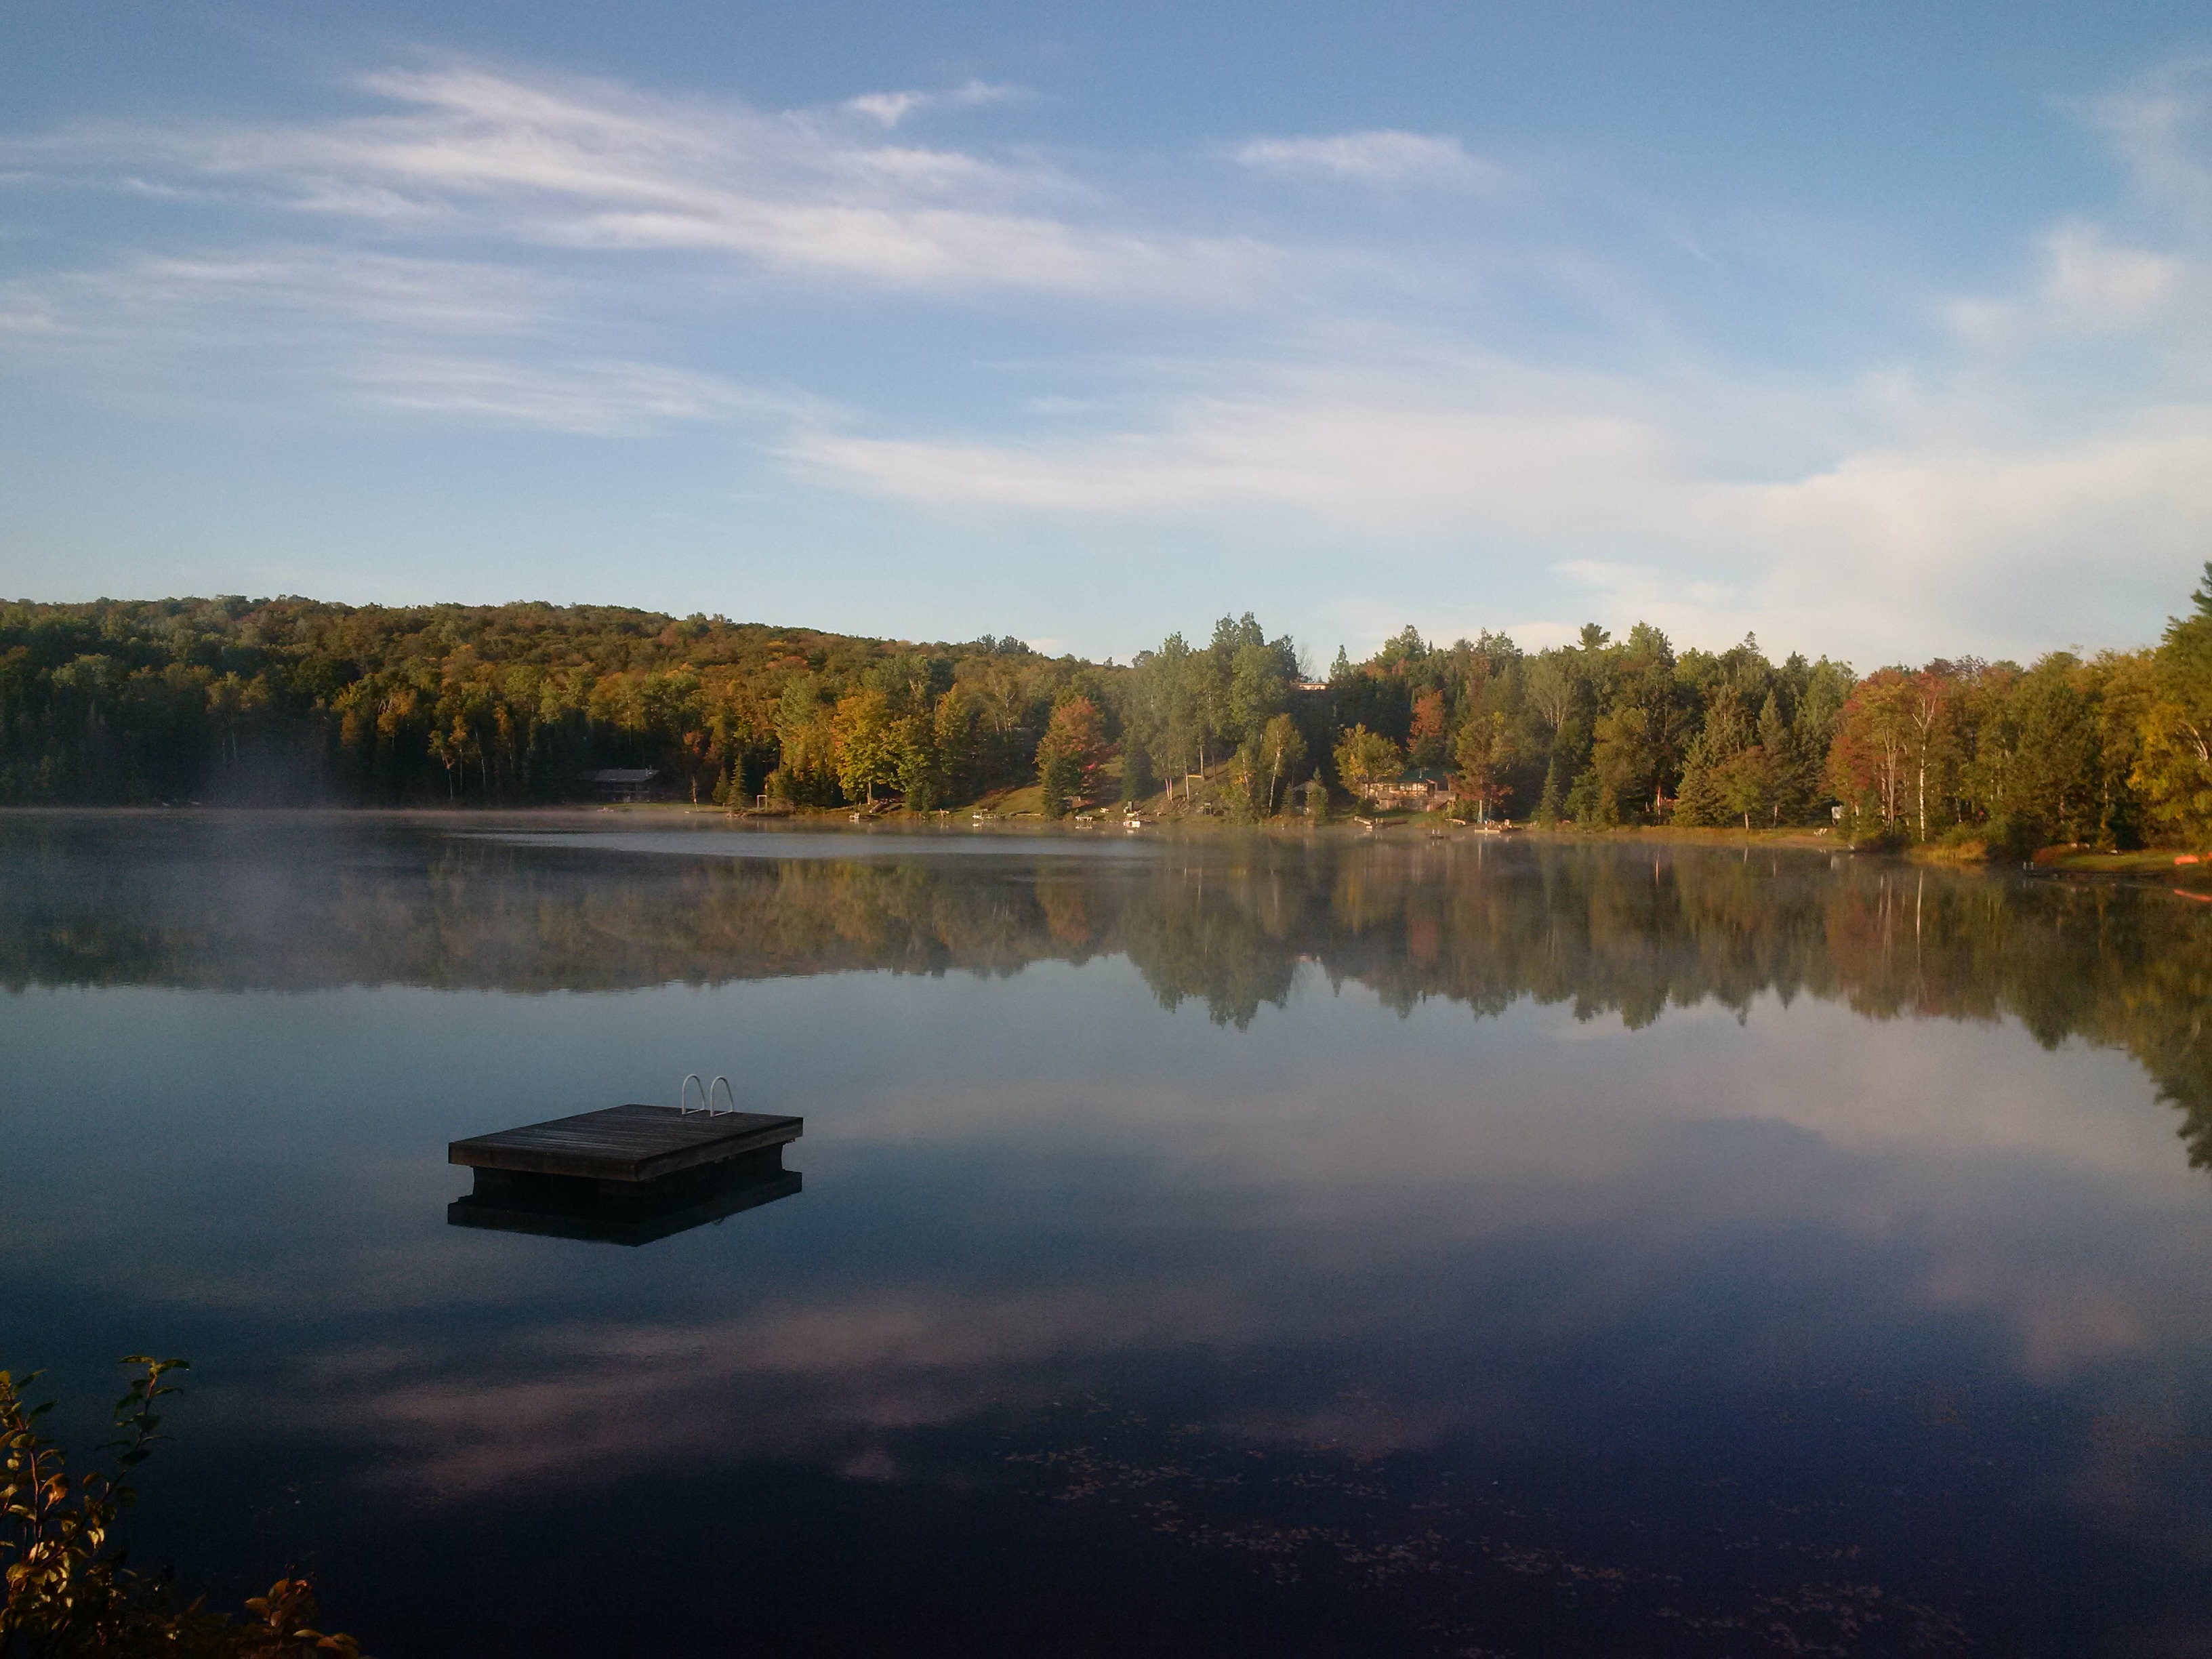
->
{"left": 1365, "top": 767, "right": 1452, "bottom": 810}
{"left": 583, "top": 767, "right": 661, "bottom": 802}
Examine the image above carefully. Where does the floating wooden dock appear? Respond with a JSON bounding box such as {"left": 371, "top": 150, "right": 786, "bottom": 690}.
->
{"left": 447, "top": 1103, "right": 803, "bottom": 1246}
{"left": 450, "top": 1103, "right": 802, "bottom": 1185}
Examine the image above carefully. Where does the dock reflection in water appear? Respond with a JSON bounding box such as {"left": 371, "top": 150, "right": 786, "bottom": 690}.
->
{"left": 447, "top": 1149, "right": 801, "bottom": 1245}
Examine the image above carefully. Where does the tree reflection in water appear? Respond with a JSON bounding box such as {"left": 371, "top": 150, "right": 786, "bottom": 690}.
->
{"left": 4, "top": 815, "right": 2207, "bottom": 1169}
{"left": 7, "top": 814, "right": 2212, "bottom": 1654}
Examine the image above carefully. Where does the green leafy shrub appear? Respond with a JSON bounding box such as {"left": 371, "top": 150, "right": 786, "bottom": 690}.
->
{"left": 2, "top": 1356, "right": 359, "bottom": 1657}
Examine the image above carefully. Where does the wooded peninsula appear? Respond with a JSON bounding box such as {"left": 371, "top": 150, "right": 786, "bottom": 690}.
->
{"left": 3, "top": 564, "right": 2209, "bottom": 853}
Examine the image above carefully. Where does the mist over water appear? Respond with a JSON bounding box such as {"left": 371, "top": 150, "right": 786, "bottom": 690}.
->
{"left": 5, "top": 813, "right": 2212, "bottom": 1656}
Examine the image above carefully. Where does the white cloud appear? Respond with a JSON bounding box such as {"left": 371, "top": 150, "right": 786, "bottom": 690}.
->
{"left": 844, "top": 79, "right": 1024, "bottom": 129}
{"left": 5, "top": 50, "right": 2211, "bottom": 662}
{"left": 2085, "top": 59, "right": 2212, "bottom": 226}
{"left": 0, "top": 248, "right": 789, "bottom": 434}
{"left": 2042, "top": 222, "right": 2179, "bottom": 319}
{"left": 784, "top": 356, "right": 1679, "bottom": 520}
{"left": 846, "top": 91, "right": 927, "bottom": 129}
{"left": 352, "top": 356, "right": 785, "bottom": 434}
{"left": 1951, "top": 220, "right": 2184, "bottom": 344}
{"left": 1233, "top": 129, "right": 1504, "bottom": 188}
{"left": 5, "top": 63, "right": 1263, "bottom": 301}
{"left": 0, "top": 247, "right": 562, "bottom": 344}
{"left": 783, "top": 353, "right": 2212, "bottom": 664}
{"left": 755, "top": 57, "right": 2212, "bottom": 663}
{"left": 1690, "top": 413, "right": 2212, "bottom": 655}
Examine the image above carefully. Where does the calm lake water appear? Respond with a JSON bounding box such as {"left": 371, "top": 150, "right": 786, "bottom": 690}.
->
{"left": 5, "top": 812, "right": 2212, "bottom": 1656}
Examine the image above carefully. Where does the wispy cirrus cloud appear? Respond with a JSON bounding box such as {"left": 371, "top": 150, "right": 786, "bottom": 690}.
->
{"left": 352, "top": 355, "right": 801, "bottom": 434}
{"left": 843, "top": 79, "right": 1026, "bottom": 129}
{"left": 0, "top": 247, "right": 785, "bottom": 434}
{"left": 0, "top": 60, "right": 1277, "bottom": 432}
{"left": 6, "top": 62, "right": 1269, "bottom": 300}
{"left": 766, "top": 60, "right": 2212, "bottom": 662}
{"left": 0, "top": 247, "right": 560, "bottom": 343}
{"left": 5, "top": 47, "right": 2212, "bottom": 659}
{"left": 0, "top": 59, "right": 1294, "bottom": 437}
{"left": 1232, "top": 129, "right": 1507, "bottom": 188}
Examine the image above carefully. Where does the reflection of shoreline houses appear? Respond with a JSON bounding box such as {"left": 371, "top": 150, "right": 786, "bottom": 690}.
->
{"left": 1363, "top": 768, "right": 1452, "bottom": 810}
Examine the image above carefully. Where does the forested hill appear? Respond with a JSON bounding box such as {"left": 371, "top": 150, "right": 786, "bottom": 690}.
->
{"left": 0, "top": 596, "right": 1094, "bottom": 810}
{"left": 3, "top": 571, "right": 2210, "bottom": 855}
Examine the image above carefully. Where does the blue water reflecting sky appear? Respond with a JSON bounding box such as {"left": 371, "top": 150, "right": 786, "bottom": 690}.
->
{"left": 4, "top": 815, "right": 2210, "bottom": 1654}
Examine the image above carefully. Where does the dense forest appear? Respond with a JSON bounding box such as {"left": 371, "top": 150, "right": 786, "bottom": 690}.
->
{"left": 3, "top": 563, "right": 2209, "bottom": 850}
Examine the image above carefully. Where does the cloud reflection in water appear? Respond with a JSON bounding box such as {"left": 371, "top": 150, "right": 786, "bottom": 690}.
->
{"left": 4, "top": 815, "right": 2211, "bottom": 1651}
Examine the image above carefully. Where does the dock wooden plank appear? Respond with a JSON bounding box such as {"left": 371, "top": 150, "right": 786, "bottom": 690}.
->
{"left": 449, "top": 1104, "right": 802, "bottom": 1183}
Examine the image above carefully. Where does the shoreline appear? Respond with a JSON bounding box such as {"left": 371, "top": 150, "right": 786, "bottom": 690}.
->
{"left": 3, "top": 802, "right": 2205, "bottom": 882}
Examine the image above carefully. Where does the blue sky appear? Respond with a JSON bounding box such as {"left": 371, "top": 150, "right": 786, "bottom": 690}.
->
{"left": 3, "top": 0, "right": 2210, "bottom": 668}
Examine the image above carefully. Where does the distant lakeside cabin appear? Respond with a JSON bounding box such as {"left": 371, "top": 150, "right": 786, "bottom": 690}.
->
{"left": 1364, "top": 767, "right": 1452, "bottom": 811}
{"left": 583, "top": 767, "right": 662, "bottom": 803}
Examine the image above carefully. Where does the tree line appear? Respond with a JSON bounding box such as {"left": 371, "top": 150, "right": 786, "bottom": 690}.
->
{"left": 0, "top": 598, "right": 1104, "bottom": 813}
{"left": 3, "top": 565, "right": 2209, "bottom": 848}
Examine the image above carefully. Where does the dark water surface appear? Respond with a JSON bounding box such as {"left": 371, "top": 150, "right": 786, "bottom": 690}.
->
{"left": 5, "top": 813, "right": 2212, "bottom": 1656}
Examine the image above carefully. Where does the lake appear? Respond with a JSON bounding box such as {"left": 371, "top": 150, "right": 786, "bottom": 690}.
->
{"left": 4, "top": 812, "right": 2211, "bottom": 1656}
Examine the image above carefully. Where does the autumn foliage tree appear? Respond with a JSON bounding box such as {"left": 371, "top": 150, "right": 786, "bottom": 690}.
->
{"left": 832, "top": 687, "right": 901, "bottom": 806}
{"left": 1452, "top": 711, "right": 1514, "bottom": 822}
{"left": 1408, "top": 689, "right": 1448, "bottom": 769}
{"left": 1826, "top": 669, "right": 1914, "bottom": 832}
{"left": 1036, "top": 697, "right": 1108, "bottom": 818}
{"left": 1333, "top": 725, "right": 1402, "bottom": 806}
{"left": 2137, "top": 562, "right": 2212, "bottom": 847}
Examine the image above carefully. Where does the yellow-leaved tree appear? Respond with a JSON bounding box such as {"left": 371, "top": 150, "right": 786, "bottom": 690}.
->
{"left": 2135, "top": 562, "right": 2212, "bottom": 848}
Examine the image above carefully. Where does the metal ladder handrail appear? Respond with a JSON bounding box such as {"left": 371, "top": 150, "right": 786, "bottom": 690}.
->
{"left": 678, "top": 1072, "right": 739, "bottom": 1116}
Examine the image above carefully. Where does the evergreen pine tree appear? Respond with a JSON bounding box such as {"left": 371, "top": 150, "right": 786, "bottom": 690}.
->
{"left": 1757, "top": 692, "right": 1797, "bottom": 824}
{"left": 1120, "top": 732, "right": 1155, "bottom": 804}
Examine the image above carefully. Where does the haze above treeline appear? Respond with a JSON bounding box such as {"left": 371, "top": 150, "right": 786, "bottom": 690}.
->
{"left": 3, "top": 566, "right": 2209, "bottom": 852}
